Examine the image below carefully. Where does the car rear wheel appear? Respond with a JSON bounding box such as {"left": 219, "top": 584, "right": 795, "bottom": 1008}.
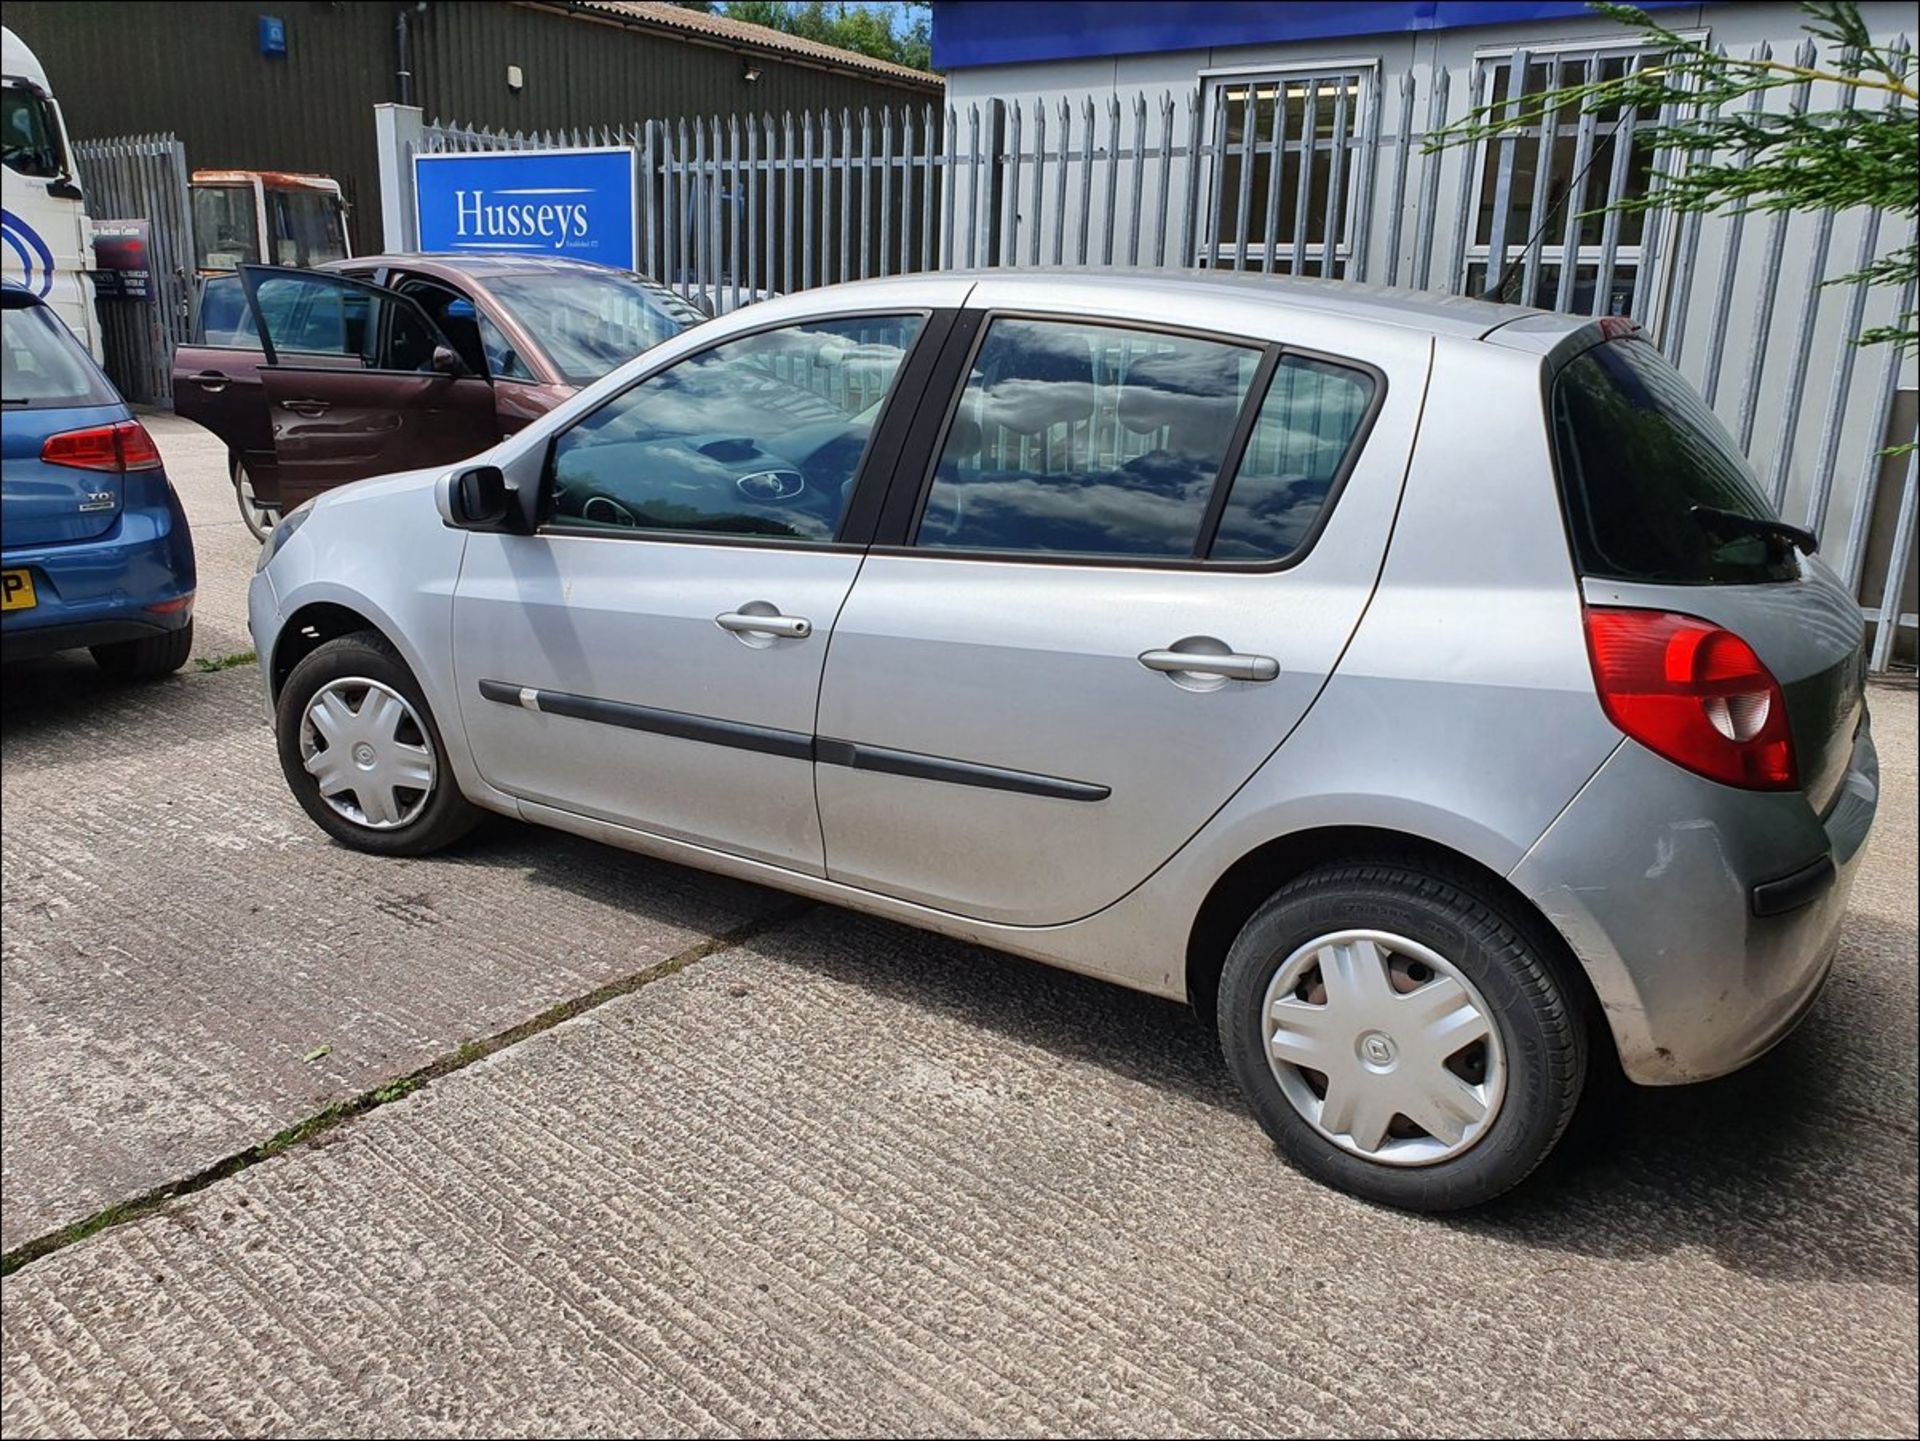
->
{"left": 234, "top": 459, "right": 276, "bottom": 543}
{"left": 91, "top": 620, "right": 194, "bottom": 680}
{"left": 1218, "top": 859, "right": 1587, "bottom": 1211}
{"left": 275, "top": 630, "right": 481, "bottom": 856}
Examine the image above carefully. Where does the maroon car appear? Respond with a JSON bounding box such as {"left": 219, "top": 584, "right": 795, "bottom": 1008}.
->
{"left": 173, "top": 254, "right": 706, "bottom": 538}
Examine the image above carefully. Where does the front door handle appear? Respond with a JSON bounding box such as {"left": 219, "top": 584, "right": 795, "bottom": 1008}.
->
{"left": 281, "top": 398, "right": 331, "bottom": 417}
{"left": 1138, "top": 648, "right": 1279, "bottom": 683}
{"left": 716, "top": 610, "right": 812, "bottom": 640}
{"left": 189, "top": 369, "right": 229, "bottom": 392}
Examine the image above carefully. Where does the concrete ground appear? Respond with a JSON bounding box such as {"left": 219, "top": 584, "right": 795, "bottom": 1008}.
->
{"left": 1, "top": 414, "right": 1915, "bottom": 1437}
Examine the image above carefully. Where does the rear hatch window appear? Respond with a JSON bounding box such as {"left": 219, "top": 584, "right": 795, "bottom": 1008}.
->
{"left": 2, "top": 300, "right": 117, "bottom": 409}
{"left": 1550, "top": 337, "right": 1795, "bottom": 585}
{"left": 1551, "top": 336, "right": 1866, "bottom": 810}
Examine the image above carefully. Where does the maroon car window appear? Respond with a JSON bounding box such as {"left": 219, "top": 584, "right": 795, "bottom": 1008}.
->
{"left": 486, "top": 270, "right": 699, "bottom": 384}
{"left": 475, "top": 309, "right": 536, "bottom": 382}
{"left": 248, "top": 272, "right": 439, "bottom": 371}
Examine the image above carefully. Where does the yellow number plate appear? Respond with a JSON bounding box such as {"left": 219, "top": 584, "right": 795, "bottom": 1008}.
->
{"left": 1, "top": 570, "right": 37, "bottom": 612}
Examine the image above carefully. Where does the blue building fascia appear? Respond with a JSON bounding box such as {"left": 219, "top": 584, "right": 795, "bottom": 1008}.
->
{"left": 932, "top": 2, "right": 1711, "bottom": 71}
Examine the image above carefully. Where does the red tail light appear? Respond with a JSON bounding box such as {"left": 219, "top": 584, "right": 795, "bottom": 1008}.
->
{"left": 1584, "top": 607, "right": 1796, "bottom": 791}
{"left": 40, "top": 420, "right": 164, "bottom": 473}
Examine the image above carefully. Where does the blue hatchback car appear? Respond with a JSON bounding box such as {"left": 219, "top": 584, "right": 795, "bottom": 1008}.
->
{"left": 2, "top": 284, "right": 195, "bottom": 677}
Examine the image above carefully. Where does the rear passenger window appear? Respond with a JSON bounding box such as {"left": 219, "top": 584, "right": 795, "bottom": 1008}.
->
{"left": 916, "top": 318, "right": 1259, "bottom": 558}
{"left": 1210, "top": 356, "right": 1376, "bottom": 562}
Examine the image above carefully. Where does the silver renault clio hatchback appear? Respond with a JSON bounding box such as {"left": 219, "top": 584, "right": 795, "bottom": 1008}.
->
{"left": 249, "top": 271, "right": 1878, "bottom": 1211}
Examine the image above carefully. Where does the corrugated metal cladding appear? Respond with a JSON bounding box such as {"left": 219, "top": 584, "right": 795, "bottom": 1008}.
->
{"left": 6, "top": 1, "right": 939, "bottom": 254}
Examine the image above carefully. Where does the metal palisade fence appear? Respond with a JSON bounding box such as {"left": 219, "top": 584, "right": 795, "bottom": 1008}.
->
{"left": 399, "top": 34, "right": 1916, "bottom": 666}
{"left": 71, "top": 133, "right": 197, "bottom": 406}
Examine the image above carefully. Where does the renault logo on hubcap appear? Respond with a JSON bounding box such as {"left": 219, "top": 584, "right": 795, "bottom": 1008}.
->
{"left": 353, "top": 742, "right": 378, "bottom": 768}
{"left": 1359, "top": 1031, "right": 1398, "bottom": 1069}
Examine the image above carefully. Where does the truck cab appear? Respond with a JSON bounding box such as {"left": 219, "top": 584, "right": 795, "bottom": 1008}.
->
{"left": 1, "top": 25, "right": 100, "bottom": 360}
{"left": 190, "top": 169, "right": 350, "bottom": 274}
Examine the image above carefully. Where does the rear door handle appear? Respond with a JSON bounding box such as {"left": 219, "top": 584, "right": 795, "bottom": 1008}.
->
{"left": 716, "top": 610, "right": 812, "bottom": 640}
{"left": 281, "top": 398, "right": 331, "bottom": 417}
{"left": 1138, "top": 648, "right": 1279, "bottom": 683}
{"left": 190, "top": 369, "right": 229, "bottom": 393}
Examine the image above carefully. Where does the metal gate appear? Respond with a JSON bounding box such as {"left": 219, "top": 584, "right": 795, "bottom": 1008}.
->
{"left": 72, "top": 133, "right": 195, "bottom": 406}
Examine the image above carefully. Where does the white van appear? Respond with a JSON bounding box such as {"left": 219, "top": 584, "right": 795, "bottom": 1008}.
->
{"left": 2, "top": 25, "right": 99, "bottom": 359}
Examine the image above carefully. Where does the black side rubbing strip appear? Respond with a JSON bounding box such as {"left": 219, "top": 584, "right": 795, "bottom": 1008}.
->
{"left": 816, "top": 737, "right": 1109, "bottom": 802}
{"left": 479, "top": 682, "right": 1108, "bottom": 799}
{"left": 478, "top": 681, "right": 813, "bottom": 761}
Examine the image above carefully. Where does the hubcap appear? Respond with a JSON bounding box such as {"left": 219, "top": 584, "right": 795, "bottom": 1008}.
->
{"left": 298, "top": 678, "right": 436, "bottom": 830}
{"left": 1262, "top": 929, "right": 1506, "bottom": 1167}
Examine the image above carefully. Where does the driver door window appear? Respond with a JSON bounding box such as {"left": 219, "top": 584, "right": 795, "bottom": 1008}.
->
{"left": 242, "top": 268, "right": 441, "bottom": 371}
{"left": 546, "top": 314, "right": 924, "bottom": 541}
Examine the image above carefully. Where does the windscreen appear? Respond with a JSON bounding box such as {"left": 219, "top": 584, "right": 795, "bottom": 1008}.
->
{"left": 1, "top": 84, "right": 63, "bottom": 178}
{"left": 1550, "top": 337, "right": 1797, "bottom": 585}
{"left": 485, "top": 270, "right": 705, "bottom": 384}
{"left": 192, "top": 185, "right": 260, "bottom": 271}
{"left": 265, "top": 187, "right": 349, "bottom": 267}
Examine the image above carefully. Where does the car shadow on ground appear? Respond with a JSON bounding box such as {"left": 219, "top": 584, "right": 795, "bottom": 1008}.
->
{"left": 0, "top": 655, "right": 259, "bottom": 760}
{"left": 1, "top": 653, "right": 135, "bottom": 724}
{"left": 453, "top": 822, "right": 1918, "bottom": 1292}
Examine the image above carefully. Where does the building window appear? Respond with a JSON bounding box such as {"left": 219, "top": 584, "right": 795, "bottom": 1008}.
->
{"left": 1204, "top": 68, "right": 1373, "bottom": 275}
{"left": 1462, "top": 46, "right": 1665, "bottom": 316}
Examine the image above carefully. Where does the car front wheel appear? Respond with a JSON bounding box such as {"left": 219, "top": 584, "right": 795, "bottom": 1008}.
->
{"left": 234, "top": 459, "right": 277, "bottom": 543}
{"left": 1218, "top": 859, "right": 1588, "bottom": 1211}
{"left": 275, "top": 630, "right": 481, "bottom": 856}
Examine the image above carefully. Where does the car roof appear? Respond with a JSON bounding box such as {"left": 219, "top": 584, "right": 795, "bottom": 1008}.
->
{"left": 336, "top": 253, "right": 645, "bottom": 279}
{"left": 929, "top": 267, "right": 1593, "bottom": 343}
{"left": 314, "top": 259, "right": 1614, "bottom": 353}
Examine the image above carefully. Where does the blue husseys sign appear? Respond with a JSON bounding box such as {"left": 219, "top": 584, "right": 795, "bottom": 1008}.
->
{"left": 413, "top": 147, "right": 637, "bottom": 269}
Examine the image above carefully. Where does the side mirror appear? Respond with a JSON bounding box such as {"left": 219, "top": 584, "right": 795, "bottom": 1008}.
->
{"left": 448, "top": 465, "right": 510, "bottom": 528}
{"left": 430, "top": 343, "right": 468, "bottom": 377}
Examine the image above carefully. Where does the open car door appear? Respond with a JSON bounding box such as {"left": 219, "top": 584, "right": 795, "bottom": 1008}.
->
{"left": 238, "top": 264, "right": 499, "bottom": 511}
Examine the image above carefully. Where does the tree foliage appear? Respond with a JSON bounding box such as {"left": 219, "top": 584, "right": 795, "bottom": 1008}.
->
{"left": 674, "top": 1, "right": 933, "bottom": 73}
{"left": 1432, "top": 1, "right": 1917, "bottom": 350}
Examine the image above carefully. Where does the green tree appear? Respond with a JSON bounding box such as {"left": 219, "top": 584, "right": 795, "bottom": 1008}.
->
{"left": 1430, "top": 1, "right": 1917, "bottom": 351}
{"left": 672, "top": 1, "right": 935, "bottom": 73}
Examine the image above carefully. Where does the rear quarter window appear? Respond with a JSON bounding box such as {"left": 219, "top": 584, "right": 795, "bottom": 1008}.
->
{"left": 1550, "top": 338, "right": 1796, "bottom": 584}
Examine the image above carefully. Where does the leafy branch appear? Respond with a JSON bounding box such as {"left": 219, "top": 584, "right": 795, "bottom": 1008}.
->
{"left": 1428, "top": 1, "right": 1917, "bottom": 352}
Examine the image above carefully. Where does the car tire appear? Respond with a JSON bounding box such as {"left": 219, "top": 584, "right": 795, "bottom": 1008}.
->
{"left": 1218, "top": 859, "right": 1588, "bottom": 1212}
{"left": 234, "top": 459, "right": 276, "bottom": 544}
{"left": 275, "top": 629, "right": 482, "bottom": 856}
{"left": 91, "top": 620, "right": 193, "bottom": 680}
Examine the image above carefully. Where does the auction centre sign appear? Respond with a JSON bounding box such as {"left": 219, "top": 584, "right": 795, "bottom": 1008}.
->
{"left": 413, "top": 147, "right": 637, "bottom": 269}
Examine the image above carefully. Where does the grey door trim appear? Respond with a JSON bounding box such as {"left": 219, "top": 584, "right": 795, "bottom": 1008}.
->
{"left": 477, "top": 680, "right": 1109, "bottom": 801}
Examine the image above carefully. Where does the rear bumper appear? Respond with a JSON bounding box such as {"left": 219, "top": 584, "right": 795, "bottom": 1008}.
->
{"left": 1511, "top": 715, "right": 1879, "bottom": 1085}
{"left": 1, "top": 479, "right": 195, "bottom": 663}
